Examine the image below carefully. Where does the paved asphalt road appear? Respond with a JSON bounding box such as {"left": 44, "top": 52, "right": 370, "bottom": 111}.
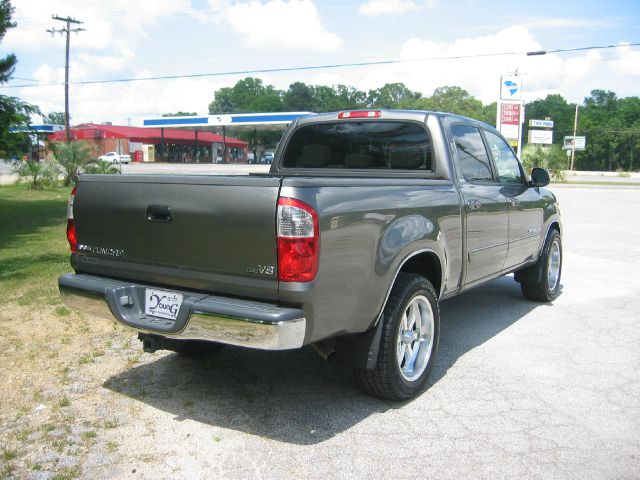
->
{"left": 77, "top": 180, "right": 639, "bottom": 479}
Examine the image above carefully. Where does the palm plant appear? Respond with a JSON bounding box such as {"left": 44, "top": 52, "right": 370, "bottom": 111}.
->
{"left": 84, "top": 160, "right": 119, "bottom": 175}
{"left": 51, "top": 141, "right": 95, "bottom": 186}
{"left": 521, "top": 144, "right": 568, "bottom": 182}
{"left": 7, "top": 158, "right": 57, "bottom": 189}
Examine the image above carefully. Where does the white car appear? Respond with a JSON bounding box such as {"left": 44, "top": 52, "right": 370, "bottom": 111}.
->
{"left": 98, "top": 152, "right": 131, "bottom": 164}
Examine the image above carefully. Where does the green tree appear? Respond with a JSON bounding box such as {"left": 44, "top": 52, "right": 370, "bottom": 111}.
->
{"left": 43, "top": 111, "right": 65, "bottom": 124}
{"left": 367, "top": 83, "right": 422, "bottom": 109}
{"left": 51, "top": 141, "right": 94, "bottom": 186}
{"left": 310, "top": 85, "right": 340, "bottom": 112}
{"left": 578, "top": 90, "right": 634, "bottom": 171}
{"left": 416, "top": 86, "right": 485, "bottom": 120}
{"left": 524, "top": 94, "right": 576, "bottom": 148}
{"left": 0, "top": 0, "right": 16, "bottom": 83}
{"left": 0, "top": 0, "right": 40, "bottom": 157}
{"left": 334, "top": 85, "right": 367, "bottom": 110}
{"left": 162, "top": 111, "right": 197, "bottom": 117}
{"left": 208, "top": 77, "right": 283, "bottom": 114}
{"left": 283, "top": 82, "right": 313, "bottom": 111}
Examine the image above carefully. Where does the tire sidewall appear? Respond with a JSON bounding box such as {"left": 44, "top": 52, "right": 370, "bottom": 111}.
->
{"left": 542, "top": 231, "right": 562, "bottom": 300}
{"left": 385, "top": 276, "right": 440, "bottom": 397}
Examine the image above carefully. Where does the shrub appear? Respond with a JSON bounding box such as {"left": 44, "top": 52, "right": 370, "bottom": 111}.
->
{"left": 84, "top": 160, "right": 119, "bottom": 175}
{"left": 521, "top": 144, "right": 567, "bottom": 182}
{"left": 5, "top": 158, "right": 58, "bottom": 189}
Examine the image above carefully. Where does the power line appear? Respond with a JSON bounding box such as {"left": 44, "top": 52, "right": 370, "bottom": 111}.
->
{"left": 4, "top": 42, "right": 639, "bottom": 90}
{"left": 47, "top": 15, "right": 85, "bottom": 143}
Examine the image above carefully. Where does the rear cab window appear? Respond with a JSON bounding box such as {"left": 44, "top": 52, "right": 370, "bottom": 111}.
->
{"left": 281, "top": 121, "right": 434, "bottom": 173}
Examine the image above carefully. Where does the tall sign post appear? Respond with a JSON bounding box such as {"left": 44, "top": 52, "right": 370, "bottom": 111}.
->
{"left": 497, "top": 75, "right": 524, "bottom": 154}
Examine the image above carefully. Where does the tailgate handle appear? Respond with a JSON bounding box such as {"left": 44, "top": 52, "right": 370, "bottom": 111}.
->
{"left": 146, "top": 205, "right": 172, "bottom": 223}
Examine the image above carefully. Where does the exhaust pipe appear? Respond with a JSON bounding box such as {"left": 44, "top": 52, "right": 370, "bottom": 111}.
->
{"left": 311, "top": 341, "right": 336, "bottom": 362}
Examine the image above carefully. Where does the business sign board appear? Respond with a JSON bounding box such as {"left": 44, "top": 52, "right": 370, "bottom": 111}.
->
{"left": 528, "top": 129, "right": 554, "bottom": 145}
{"left": 498, "top": 101, "right": 522, "bottom": 140}
{"left": 500, "top": 75, "right": 521, "bottom": 101}
{"left": 529, "top": 119, "right": 554, "bottom": 128}
{"left": 563, "top": 136, "right": 586, "bottom": 150}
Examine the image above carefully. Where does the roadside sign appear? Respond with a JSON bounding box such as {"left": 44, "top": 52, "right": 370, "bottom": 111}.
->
{"left": 563, "top": 136, "right": 586, "bottom": 150}
{"left": 528, "top": 130, "right": 554, "bottom": 145}
{"left": 498, "top": 101, "right": 522, "bottom": 140}
{"left": 500, "top": 75, "right": 521, "bottom": 101}
{"left": 529, "top": 119, "right": 554, "bottom": 128}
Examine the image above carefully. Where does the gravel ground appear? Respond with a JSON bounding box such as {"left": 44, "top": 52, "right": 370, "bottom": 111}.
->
{"left": 1, "top": 184, "right": 639, "bottom": 479}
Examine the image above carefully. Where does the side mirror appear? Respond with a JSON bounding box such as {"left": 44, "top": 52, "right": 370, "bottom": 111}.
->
{"left": 530, "top": 168, "right": 550, "bottom": 187}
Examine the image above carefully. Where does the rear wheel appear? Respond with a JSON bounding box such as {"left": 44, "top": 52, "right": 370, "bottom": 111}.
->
{"left": 521, "top": 230, "right": 562, "bottom": 302}
{"left": 356, "top": 273, "right": 440, "bottom": 401}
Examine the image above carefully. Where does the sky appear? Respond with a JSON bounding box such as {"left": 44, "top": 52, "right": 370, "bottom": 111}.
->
{"left": 1, "top": 0, "right": 639, "bottom": 126}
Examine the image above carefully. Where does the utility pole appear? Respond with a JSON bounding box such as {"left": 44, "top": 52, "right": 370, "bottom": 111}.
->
{"left": 47, "top": 15, "right": 85, "bottom": 144}
{"left": 570, "top": 104, "right": 579, "bottom": 171}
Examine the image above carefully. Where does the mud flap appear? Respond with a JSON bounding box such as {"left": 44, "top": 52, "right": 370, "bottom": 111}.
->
{"left": 334, "top": 318, "right": 385, "bottom": 370}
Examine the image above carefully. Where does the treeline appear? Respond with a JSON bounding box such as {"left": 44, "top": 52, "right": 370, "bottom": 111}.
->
{"left": 209, "top": 78, "right": 496, "bottom": 124}
{"left": 209, "top": 77, "right": 640, "bottom": 171}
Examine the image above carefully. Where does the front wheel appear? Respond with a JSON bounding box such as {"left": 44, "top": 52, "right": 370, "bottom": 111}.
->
{"left": 521, "top": 230, "right": 562, "bottom": 302}
{"left": 356, "top": 274, "right": 440, "bottom": 401}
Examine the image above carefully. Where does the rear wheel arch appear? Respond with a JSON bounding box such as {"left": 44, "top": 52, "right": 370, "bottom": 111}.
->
{"left": 396, "top": 250, "right": 443, "bottom": 299}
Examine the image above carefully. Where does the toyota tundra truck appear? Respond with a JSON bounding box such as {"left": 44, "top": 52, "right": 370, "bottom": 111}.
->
{"left": 58, "top": 110, "right": 562, "bottom": 400}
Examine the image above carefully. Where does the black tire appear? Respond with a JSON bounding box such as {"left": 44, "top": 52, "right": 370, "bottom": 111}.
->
{"left": 356, "top": 273, "right": 440, "bottom": 401}
{"left": 521, "top": 230, "right": 562, "bottom": 302}
{"left": 168, "top": 340, "right": 225, "bottom": 357}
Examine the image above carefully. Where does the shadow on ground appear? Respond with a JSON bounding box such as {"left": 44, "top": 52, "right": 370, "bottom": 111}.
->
{"left": 0, "top": 197, "right": 66, "bottom": 249}
{"left": 104, "top": 275, "right": 546, "bottom": 445}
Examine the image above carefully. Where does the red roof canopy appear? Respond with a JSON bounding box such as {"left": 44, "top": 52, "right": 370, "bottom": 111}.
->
{"left": 48, "top": 123, "right": 247, "bottom": 148}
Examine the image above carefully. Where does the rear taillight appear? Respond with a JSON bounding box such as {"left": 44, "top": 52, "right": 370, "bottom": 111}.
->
{"left": 277, "top": 197, "right": 319, "bottom": 282}
{"left": 66, "top": 187, "right": 77, "bottom": 252}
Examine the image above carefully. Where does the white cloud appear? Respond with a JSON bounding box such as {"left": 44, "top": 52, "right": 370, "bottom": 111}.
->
{"left": 300, "top": 26, "right": 640, "bottom": 106}
{"left": 207, "top": 0, "right": 342, "bottom": 52}
{"left": 5, "top": 0, "right": 193, "bottom": 51}
{"left": 610, "top": 44, "right": 640, "bottom": 76}
{"left": 358, "top": 0, "right": 420, "bottom": 16}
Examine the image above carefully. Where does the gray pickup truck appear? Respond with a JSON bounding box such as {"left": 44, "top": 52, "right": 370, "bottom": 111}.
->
{"left": 59, "top": 110, "right": 562, "bottom": 400}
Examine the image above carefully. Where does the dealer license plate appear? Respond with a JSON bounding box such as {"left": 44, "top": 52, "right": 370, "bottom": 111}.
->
{"left": 144, "top": 288, "right": 183, "bottom": 321}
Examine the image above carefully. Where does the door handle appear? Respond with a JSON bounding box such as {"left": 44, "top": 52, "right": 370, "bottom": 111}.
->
{"left": 466, "top": 199, "right": 482, "bottom": 210}
{"left": 146, "top": 205, "right": 172, "bottom": 222}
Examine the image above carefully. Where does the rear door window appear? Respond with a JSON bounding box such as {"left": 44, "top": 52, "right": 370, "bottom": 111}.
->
{"left": 451, "top": 124, "right": 495, "bottom": 183}
{"left": 281, "top": 121, "right": 433, "bottom": 171}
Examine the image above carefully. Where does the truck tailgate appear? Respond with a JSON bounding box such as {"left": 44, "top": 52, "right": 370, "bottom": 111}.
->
{"left": 72, "top": 174, "right": 281, "bottom": 300}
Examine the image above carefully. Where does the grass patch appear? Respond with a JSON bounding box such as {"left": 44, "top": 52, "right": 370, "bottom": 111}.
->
{"left": 1, "top": 464, "right": 15, "bottom": 479}
{"left": 0, "top": 185, "right": 70, "bottom": 304}
{"left": 55, "top": 306, "right": 72, "bottom": 317}
{"left": 1, "top": 449, "right": 18, "bottom": 462}
{"left": 78, "top": 353, "right": 93, "bottom": 365}
{"left": 103, "top": 419, "right": 119, "bottom": 429}
{"left": 58, "top": 395, "right": 71, "bottom": 408}
{"left": 52, "top": 466, "right": 81, "bottom": 480}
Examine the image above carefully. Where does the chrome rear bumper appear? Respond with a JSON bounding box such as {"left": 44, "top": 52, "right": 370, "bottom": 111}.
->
{"left": 58, "top": 273, "right": 306, "bottom": 350}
